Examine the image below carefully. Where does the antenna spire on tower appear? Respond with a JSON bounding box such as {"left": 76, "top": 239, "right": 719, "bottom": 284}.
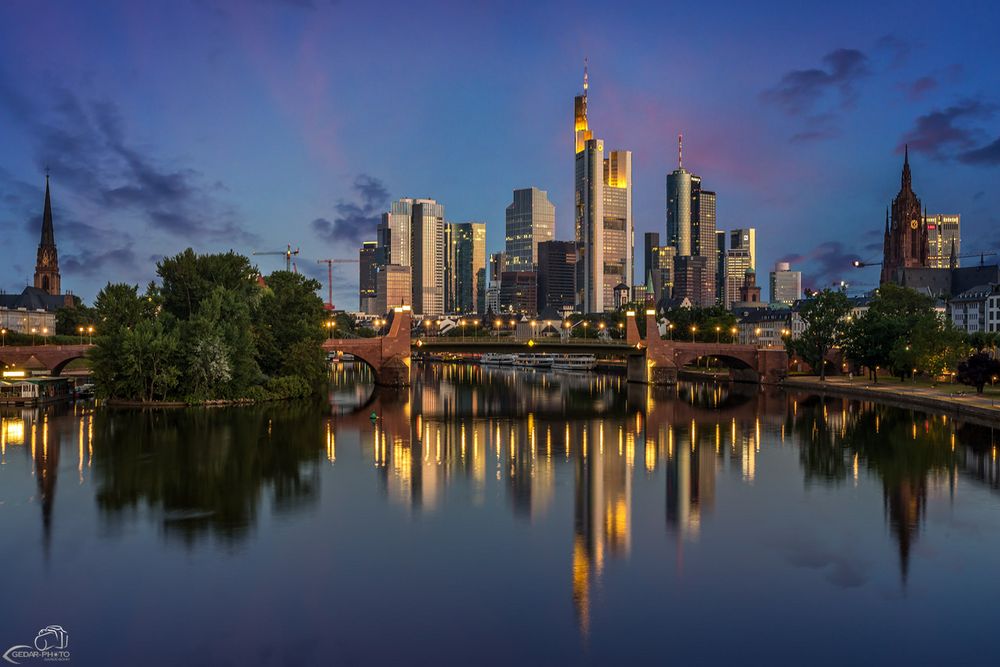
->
{"left": 677, "top": 133, "right": 683, "bottom": 169}
{"left": 583, "top": 57, "right": 589, "bottom": 94}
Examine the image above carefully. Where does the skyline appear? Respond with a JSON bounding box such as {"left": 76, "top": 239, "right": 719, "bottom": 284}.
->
{"left": 2, "top": 0, "right": 1000, "bottom": 305}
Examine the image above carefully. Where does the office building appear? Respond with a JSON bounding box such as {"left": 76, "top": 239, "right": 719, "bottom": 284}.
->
{"left": 729, "top": 228, "right": 756, "bottom": 270}
{"left": 445, "top": 222, "right": 486, "bottom": 314}
{"left": 716, "top": 230, "right": 727, "bottom": 304}
{"left": 499, "top": 271, "right": 538, "bottom": 315}
{"left": 724, "top": 248, "right": 753, "bottom": 309}
{"left": 375, "top": 264, "right": 411, "bottom": 314}
{"left": 485, "top": 252, "right": 506, "bottom": 313}
{"left": 573, "top": 64, "right": 633, "bottom": 313}
{"left": 673, "top": 256, "right": 712, "bottom": 309}
{"left": 537, "top": 240, "right": 577, "bottom": 313}
{"left": 927, "top": 214, "right": 961, "bottom": 268}
{"left": 377, "top": 198, "right": 413, "bottom": 267}
{"left": 505, "top": 188, "right": 554, "bottom": 270}
{"left": 769, "top": 261, "right": 802, "bottom": 306}
{"left": 359, "top": 241, "right": 378, "bottom": 313}
{"left": 666, "top": 136, "right": 715, "bottom": 306}
{"left": 411, "top": 199, "right": 445, "bottom": 316}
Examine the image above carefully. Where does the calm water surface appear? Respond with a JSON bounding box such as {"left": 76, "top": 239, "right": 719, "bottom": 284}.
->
{"left": 2, "top": 363, "right": 1000, "bottom": 665}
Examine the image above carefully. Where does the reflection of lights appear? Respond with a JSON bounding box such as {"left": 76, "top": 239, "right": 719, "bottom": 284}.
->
{"left": 2, "top": 418, "right": 25, "bottom": 446}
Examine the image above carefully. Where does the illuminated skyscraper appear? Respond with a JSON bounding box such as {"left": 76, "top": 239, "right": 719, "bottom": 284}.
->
{"left": 724, "top": 248, "right": 752, "bottom": 309}
{"left": 359, "top": 240, "right": 378, "bottom": 313}
{"left": 715, "top": 230, "right": 727, "bottom": 303}
{"left": 505, "top": 188, "right": 555, "bottom": 270}
{"left": 573, "top": 63, "right": 633, "bottom": 313}
{"left": 377, "top": 198, "right": 413, "bottom": 267}
{"left": 730, "top": 227, "right": 756, "bottom": 270}
{"left": 445, "top": 222, "right": 486, "bottom": 313}
{"left": 667, "top": 136, "right": 716, "bottom": 306}
{"left": 411, "top": 199, "right": 445, "bottom": 316}
{"left": 769, "top": 261, "right": 802, "bottom": 305}
{"left": 926, "top": 214, "right": 961, "bottom": 268}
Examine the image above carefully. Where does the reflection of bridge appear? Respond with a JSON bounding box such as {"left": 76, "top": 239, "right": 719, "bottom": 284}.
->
{"left": 0, "top": 344, "right": 93, "bottom": 375}
{"left": 323, "top": 308, "right": 787, "bottom": 387}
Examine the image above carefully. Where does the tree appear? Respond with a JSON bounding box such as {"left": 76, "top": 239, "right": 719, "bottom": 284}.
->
{"left": 957, "top": 353, "right": 1000, "bottom": 394}
{"left": 785, "top": 288, "right": 851, "bottom": 380}
{"left": 842, "top": 312, "right": 896, "bottom": 382}
{"left": 255, "top": 271, "right": 326, "bottom": 378}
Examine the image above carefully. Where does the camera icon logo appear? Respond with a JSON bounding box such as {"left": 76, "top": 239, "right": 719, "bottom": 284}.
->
{"left": 33, "top": 626, "right": 69, "bottom": 652}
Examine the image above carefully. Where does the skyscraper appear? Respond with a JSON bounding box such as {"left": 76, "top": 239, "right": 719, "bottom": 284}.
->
{"left": 377, "top": 198, "right": 413, "bottom": 267}
{"left": 715, "top": 230, "right": 727, "bottom": 304}
{"left": 358, "top": 240, "right": 378, "bottom": 313}
{"left": 505, "top": 188, "right": 555, "bottom": 270}
{"left": 666, "top": 136, "right": 715, "bottom": 307}
{"left": 445, "top": 221, "right": 487, "bottom": 313}
{"left": 375, "top": 264, "right": 411, "bottom": 314}
{"left": 729, "top": 228, "right": 756, "bottom": 270}
{"left": 673, "top": 256, "right": 711, "bottom": 310}
{"left": 537, "top": 240, "right": 577, "bottom": 313}
{"left": 724, "top": 248, "right": 752, "bottom": 309}
{"left": 573, "top": 64, "right": 632, "bottom": 313}
{"left": 769, "top": 261, "right": 802, "bottom": 305}
{"left": 926, "top": 214, "right": 961, "bottom": 268}
{"left": 411, "top": 199, "right": 445, "bottom": 316}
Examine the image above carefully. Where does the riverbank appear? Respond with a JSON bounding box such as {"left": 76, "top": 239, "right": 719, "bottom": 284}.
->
{"left": 782, "top": 375, "right": 1000, "bottom": 424}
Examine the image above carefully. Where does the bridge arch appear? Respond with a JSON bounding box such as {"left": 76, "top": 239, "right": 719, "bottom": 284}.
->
{"left": 50, "top": 353, "right": 89, "bottom": 376}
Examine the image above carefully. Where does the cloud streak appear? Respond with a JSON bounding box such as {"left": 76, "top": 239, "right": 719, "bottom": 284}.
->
{"left": 311, "top": 174, "right": 388, "bottom": 247}
{"left": 899, "top": 99, "right": 996, "bottom": 160}
{"left": 763, "top": 48, "right": 870, "bottom": 116}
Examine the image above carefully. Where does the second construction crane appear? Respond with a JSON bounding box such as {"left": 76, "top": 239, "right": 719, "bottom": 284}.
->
{"left": 253, "top": 244, "right": 300, "bottom": 272}
{"left": 317, "top": 258, "right": 359, "bottom": 311}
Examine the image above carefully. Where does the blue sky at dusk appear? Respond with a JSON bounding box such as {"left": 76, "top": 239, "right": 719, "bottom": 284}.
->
{"left": 2, "top": 0, "right": 999, "bottom": 306}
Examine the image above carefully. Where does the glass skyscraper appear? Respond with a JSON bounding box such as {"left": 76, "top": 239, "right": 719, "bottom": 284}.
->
{"left": 505, "top": 188, "right": 554, "bottom": 270}
{"left": 411, "top": 199, "right": 445, "bottom": 316}
{"left": 926, "top": 214, "right": 960, "bottom": 268}
{"left": 446, "top": 221, "right": 487, "bottom": 313}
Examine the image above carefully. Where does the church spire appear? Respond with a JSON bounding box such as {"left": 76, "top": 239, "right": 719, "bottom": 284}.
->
{"left": 949, "top": 238, "right": 957, "bottom": 270}
{"left": 41, "top": 172, "right": 55, "bottom": 247}
{"left": 884, "top": 207, "right": 889, "bottom": 234}
{"left": 901, "top": 144, "right": 911, "bottom": 191}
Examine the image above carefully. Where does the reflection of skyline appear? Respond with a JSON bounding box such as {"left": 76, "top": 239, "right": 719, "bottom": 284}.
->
{"left": 10, "top": 364, "right": 1000, "bottom": 639}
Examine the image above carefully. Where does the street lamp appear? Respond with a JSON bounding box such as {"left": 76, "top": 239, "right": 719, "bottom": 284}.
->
{"left": 617, "top": 321, "right": 624, "bottom": 338}
{"left": 583, "top": 321, "right": 589, "bottom": 339}
{"left": 690, "top": 325, "right": 697, "bottom": 342}
{"left": 755, "top": 327, "right": 762, "bottom": 346}
{"left": 1, "top": 328, "right": 5, "bottom": 347}
{"left": 598, "top": 321, "right": 606, "bottom": 341}
{"left": 326, "top": 320, "right": 336, "bottom": 339}
{"left": 730, "top": 326, "right": 738, "bottom": 343}
{"left": 715, "top": 325, "right": 721, "bottom": 343}
{"left": 424, "top": 319, "right": 432, "bottom": 338}
{"left": 668, "top": 323, "right": 674, "bottom": 340}
{"left": 31, "top": 327, "right": 37, "bottom": 345}
{"left": 87, "top": 326, "right": 95, "bottom": 344}
{"left": 77, "top": 325, "right": 84, "bottom": 344}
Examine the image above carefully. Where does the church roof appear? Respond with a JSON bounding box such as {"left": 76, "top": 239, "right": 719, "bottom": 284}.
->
{"left": 0, "top": 286, "right": 68, "bottom": 312}
{"left": 40, "top": 175, "right": 55, "bottom": 247}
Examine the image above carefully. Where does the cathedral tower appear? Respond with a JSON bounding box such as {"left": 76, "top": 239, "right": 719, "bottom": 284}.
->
{"left": 34, "top": 174, "right": 61, "bottom": 296}
{"left": 881, "top": 147, "right": 929, "bottom": 284}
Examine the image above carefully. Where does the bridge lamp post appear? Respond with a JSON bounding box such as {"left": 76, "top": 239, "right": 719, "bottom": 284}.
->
{"left": 583, "top": 321, "right": 589, "bottom": 339}
{"left": 755, "top": 327, "right": 762, "bottom": 346}
{"left": 563, "top": 320, "right": 571, "bottom": 341}
{"left": 494, "top": 318, "right": 502, "bottom": 338}
{"left": 598, "top": 321, "right": 605, "bottom": 341}
{"left": 460, "top": 319, "right": 466, "bottom": 341}
{"left": 617, "top": 321, "right": 624, "bottom": 338}
{"left": 715, "top": 325, "right": 721, "bottom": 343}
{"left": 690, "top": 325, "right": 697, "bottom": 342}
{"left": 730, "top": 326, "right": 738, "bottom": 343}
{"left": 77, "top": 326, "right": 84, "bottom": 344}
{"left": 87, "top": 326, "right": 95, "bottom": 345}
{"left": 530, "top": 320, "right": 537, "bottom": 339}
{"left": 1, "top": 328, "right": 5, "bottom": 347}
{"left": 31, "top": 327, "right": 37, "bottom": 345}
{"left": 424, "top": 319, "right": 432, "bottom": 338}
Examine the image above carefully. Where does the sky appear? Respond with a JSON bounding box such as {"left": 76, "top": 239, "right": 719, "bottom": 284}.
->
{"left": 1, "top": 0, "right": 999, "bottom": 306}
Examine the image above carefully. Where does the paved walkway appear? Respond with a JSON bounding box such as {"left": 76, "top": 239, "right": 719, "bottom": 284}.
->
{"left": 782, "top": 376, "right": 1000, "bottom": 422}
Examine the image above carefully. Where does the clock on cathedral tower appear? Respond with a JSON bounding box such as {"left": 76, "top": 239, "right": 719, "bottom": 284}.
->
{"left": 881, "top": 146, "right": 930, "bottom": 285}
{"left": 33, "top": 174, "right": 62, "bottom": 296}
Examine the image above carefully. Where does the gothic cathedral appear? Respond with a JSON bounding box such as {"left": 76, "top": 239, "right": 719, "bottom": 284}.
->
{"left": 880, "top": 146, "right": 929, "bottom": 285}
{"left": 34, "top": 174, "right": 61, "bottom": 296}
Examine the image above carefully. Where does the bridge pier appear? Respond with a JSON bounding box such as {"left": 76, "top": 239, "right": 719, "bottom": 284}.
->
{"left": 323, "top": 307, "right": 412, "bottom": 387}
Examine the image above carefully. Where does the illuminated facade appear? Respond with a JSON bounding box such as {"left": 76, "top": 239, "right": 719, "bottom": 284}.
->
{"left": 375, "top": 264, "right": 411, "bottom": 314}
{"left": 445, "top": 222, "right": 486, "bottom": 314}
{"left": 724, "top": 248, "right": 752, "bottom": 309}
{"left": 358, "top": 241, "right": 378, "bottom": 313}
{"left": 769, "top": 261, "right": 802, "bottom": 306}
{"left": 377, "top": 198, "right": 413, "bottom": 267}
{"left": 926, "top": 214, "right": 960, "bottom": 268}
{"left": 729, "top": 227, "right": 756, "bottom": 271}
{"left": 411, "top": 199, "right": 445, "bottom": 316}
{"left": 505, "top": 188, "right": 554, "bottom": 270}
{"left": 666, "top": 139, "right": 715, "bottom": 306}
{"left": 573, "top": 65, "right": 633, "bottom": 313}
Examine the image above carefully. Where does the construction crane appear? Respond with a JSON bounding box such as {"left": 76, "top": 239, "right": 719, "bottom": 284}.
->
{"left": 253, "top": 244, "right": 300, "bottom": 272}
{"left": 317, "top": 258, "right": 360, "bottom": 311}
{"left": 853, "top": 251, "right": 996, "bottom": 268}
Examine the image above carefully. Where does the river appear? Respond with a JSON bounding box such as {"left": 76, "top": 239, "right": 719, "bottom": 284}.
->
{"left": 1, "top": 362, "right": 999, "bottom": 665}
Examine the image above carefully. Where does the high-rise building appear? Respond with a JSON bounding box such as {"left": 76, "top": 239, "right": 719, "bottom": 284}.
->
{"left": 573, "top": 65, "right": 632, "bottom": 313}
{"left": 499, "top": 271, "right": 537, "bottom": 315}
{"left": 602, "top": 150, "right": 633, "bottom": 307}
{"left": 646, "top": 244, "right": 676, "bottom": 306}
{"left": 411, "top": 199, "right": 445, "bottom": 316}
{"left": 769, "top": 261, "right": 802, "bottom": 305}
{"left": 359, "top": 241, "right": 378, "bottom": 313}
{"left": 716, "top": 230, "right": 727, "bottom": 304}
{"left": 486, "top": 252, "right": 506, "bottom": 313}
{"left": 445, "top": 222, "right": 487, "bottom": 313}
{"left": 724, "top": 248, "right": 752, "bottom": 309}
{"left": 881, "top": 146, "right": 929, "bottom": 285}
{"left": 375, "top": 264, "right": 411, "bottom": 314}
{"left": 673, "top": 256, "right": 711, "bottom": 308}
{"left": 537, "top": 240, "right": 577, "bottom": 313}
{"left": 926, "top": 214, "right": 961, "bottom": 268}
{"left": 377, "top": 198, "right": 413, "bottom": 267}
{"left": 34, "top": 174, "right": 61, "bottom": 296}
{"left": 505, "top": 188, "right": 554, "bottom": 270}
{"left": 644, "top": 232, "right": 660, "bottom": 286}
{"left": 666, "top": 136, "right": 715, "bottom": 306}
{"left": 729, "top": 228, "right": 756, "bottom": 270}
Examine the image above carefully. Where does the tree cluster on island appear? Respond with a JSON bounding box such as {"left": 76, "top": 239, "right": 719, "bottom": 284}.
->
{"left": 88, "top": 249, "right": 331, "bottom": 404}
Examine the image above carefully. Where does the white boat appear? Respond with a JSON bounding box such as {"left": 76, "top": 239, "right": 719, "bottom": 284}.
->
{"left": 513, "top": 353, "right": 553, "bottom": 369}
{"left": 481, "top": 353, "right": 516, "bottom": 365}
{"left": 551, "top": 354, "right": 597, "bottom": 371}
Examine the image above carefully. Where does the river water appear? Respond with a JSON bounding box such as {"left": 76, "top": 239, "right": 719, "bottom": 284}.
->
{"left": 2, "top": 363, "right": 999, "bottom": 665}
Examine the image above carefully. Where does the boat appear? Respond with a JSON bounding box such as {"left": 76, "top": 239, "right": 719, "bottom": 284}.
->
{"left": 513, "top": 353, "right": 553, "bottom": 369}
{"left": 550, "top": 354, "right": 597, "bottom": 371}
{"left": 481, "top": 353, "right": 516, "bottom": 365}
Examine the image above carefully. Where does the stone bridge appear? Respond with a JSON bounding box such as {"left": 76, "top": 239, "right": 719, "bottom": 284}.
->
{"left": 323, "top": 307, "right": 787, "bottom": 387}
{"left": 0, "top": 344, "right": 93, "bottom": 376}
